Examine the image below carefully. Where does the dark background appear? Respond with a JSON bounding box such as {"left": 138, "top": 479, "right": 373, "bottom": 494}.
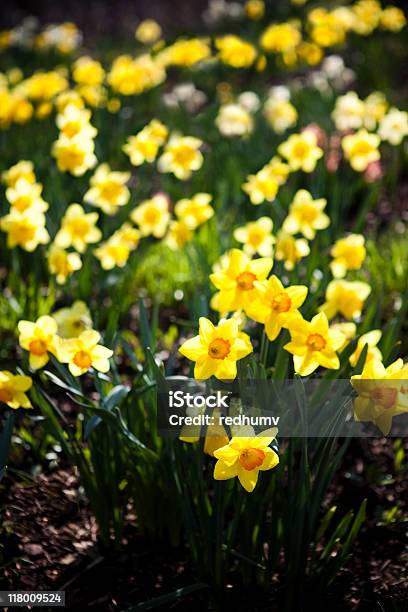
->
{"left": 1, "top": 0, "right": 209, "bottom": 36}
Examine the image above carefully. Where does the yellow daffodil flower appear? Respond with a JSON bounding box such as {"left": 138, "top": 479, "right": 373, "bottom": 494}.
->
{"left": 319, "top": 279, "right": 371, "bottom": 320}
{"left": 157, "top": 134, "right": 203, "bottom": 180}
{"left": 260, "top": 22, "right": 302, "bottom": 53}
{"left": 284, "top": 312, "right": 345, "bottom": 376}
{"left": 242, "top": 168, "right": 279, "bottom": 205}
{"left": 342, "top": 129, "right": 380, "bottom": 172}
{"left": 123, "top": 119, "right": 168, "bottom": 166}
{"left": 165, "top": 220, "right": 193, "bottom": 251}
{"left": 52, "top": 134, "right": 97, "bottom": 176}
{"left": 94, "top": 224, "right": 139, "bottom": 269}
{"left": 233, "top": 217, "right": 275, "bottom": 257}
{"left": 6, "top": 178, "right": 48, "bottom": 213}
{"left": 2, "top": 160, "right": 35, "bottom": 187}
{"left": 174, "top": 193, "right": 214, "bottom": 229}
{"left": 0, "top": 371, "right": 32, "bottom": 409}
{"left": 216, "top": 104, "right": 254, "bottom": 137}
{"left": 84, "top": 163, "right": 130, "bottom": 215}
{"left": 282, "top": 189, "right": 329, "bottom": 240}
{"left": 275, "top": 231, "right": 310, "bottom": 270}
{"left": 330, "top": 234, "right": 366, "bottom": 278}
{"left": 210, "top": 249, "right": 273, "bottom": 313}
{"left": 213, "top": 429, "right": 279, "bottom": 492}
{"left": 179, "top": 317, "right": 253, "bottom": 380}
{"left": 378, "top": 107, "right": 408, "bottom": 145}
{"left": 48, "top": 244, "right": 82, "bottom": 284}
{"left": 0, "top": 208, "right": 49, "bottom": 251}
{"left": 56, "top": 104, "right": 97, "bottom": 139}
{"left": 52, "top": 301, "right": 92, "bottom": 339}
{"left": 380, "top": 6, "right": 406, "bottom": 32}
{"left": 278, "top": 130, "right": 323, "bottom": 173}
{"left": 332, "top": 92, "right": 365, "bottom": 131}
{"left": 55, "top": 204, "right": 102, "bottom": 253}
{"left": 351, "top": 358, "right": 408, "bottom": 435}
{"left": 245, "top": 0, "right": 265, "bottom": 20}
{"left": 330, "top": 322, "right": 357, "bottom": 351}
{"left": 57, "top": 330, "right": 113, "bottom": 376}
{"left": 247, "top": 275, "right": 308, "bottom": 340}
{"left": 215, "top": 35, "right": 257, "bottom": 68}
{"left": 135, "top": 19, "right": 162, "bottom": 45}
{"left": 349, "top": 330, "right": 382, "bottom": 368}
{"left": 107, "top": 54, "right": 165, "bottom": 96}
{"left": 18, "top": 315, "right": 58, "bottom": 370}
{"left": 161, "top": 38, "right": 211, "bottom": 67}
{"left": 72, "top": 56, "right": 105, "bottom": 86}
{"left": 264, "top": 97, "right": 298, "bottom": 134}
{"left": 130, "top": 194, "right": 170, "bottom": 238}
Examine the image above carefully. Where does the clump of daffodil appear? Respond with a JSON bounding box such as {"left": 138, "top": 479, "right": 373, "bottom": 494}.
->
{"left": 213, "top": 429, "right": 279, "bottom": 492}
{"left": 161, "top": 38, "right": 211, "bottom": 67}
{"left": 130, "top": 193, "right": 170, "bottom": 238}
{"left": 18, "top": 315, "right": 58, "bottom": 370}
{"left": 179, "top": 317, "right": 253, "bottom": 380}
{"left": 52, "top": 133, "right": 97, "bottom": 176}
{"left": 349, "top": 330, "right": 382, "bottom": 368}
{"left": 264, "top": 93, "right": 298, "bottom": 134}
{"left": 52, "top": 301, "right": 92, "bottom": 339}
{"left": 2, "top": 160, "right": 36, "bottom": 187}
{"left": 233, "top": 217, "right": 275, "bottom": 257}
{"left": 210, "top": 249, "right": 273, "bottom": 314}
{"left": 378, "top": 107, "right": 408, "bottom": 146}
{"left": 330, "top": 234, "right": 366, "bottom": 278}
{"left": 84, "top": 163, "right": 130, "bottom": 215}
{"left": 275, "top": 231, "right": 310, "bottom": 271}
{"left": 135, "top": 19, "right": 162, "bottom": 45}
{"left": 341, "top": 129, "right": 380, "bottom": 172}
{"left": 332, "top": 91, "right": 366, "bottom": 131}
{"left": 56, "top": 104, "right": 97, "bottom": 140}
{"left": 278, "top": 130, "right": 323, "bottom": 173}
{"left": 72, "top": 56, "right": 105, "bottom": 86}
{"left": 157, "top": 134, "right": 204, "bottom": 180}
{"left": 0, "top": 371, "right": 32, "bottom": 409}
{"left": 380, "top": 6, "right": 406, "bottom": 32}
{"left": 284, "top": 312, "right": 345, "bottom": 376}
{"left": 48, "top": 243, "right": 82, "bottom": 284}
{"left": 107, "top": 54, "right": 165, "bottom": 96}
{"left": 242, "top": 157, "right": 289, "bottom": 205}
{"left": 363, "top": 91, "right": 388, "bottom": 130}
{"left": 165, "top": 220, "right": 193, "bottom": 251}
{"left": 215, "top": 35, "right": 257, "bottom": 68}
{"left": 94, "top": 223, "right": 140, "bottom": 270}
{"left": 122, "top": 119, "right": 168, "bottom": 166}
{"left": 6, "top": 178, "right": 48, "bottom": 213}
{"left": 174, "top": 193, "right": 214, "bottom": 229}
{"left": 282, "top": 189, "right": 329, "bottom": 240}
{"left": 245, "top": 0, "right": 264, "bottom": 19}
{"left": 57, "top": 330, "right": 113, "bottom": 376}
{"left": 247, "top": 276, "right": 308, "bottom": 341}
{"left": 351, "top": 358, "right": 408, "bottom": 435}
{"left": 260, "top": 22, "right": 302, "bottom": 54}
{"left": 55, "top": 204, "right": 102, "bottom": 253}
{"left": 216, "top": 103, "right": 254, "bottom": 138}
{"left": 319, "top": 279, "right": 371, "bottom": 320}
{"left": 0, "top": 207, "right": 49, "bottom": 252}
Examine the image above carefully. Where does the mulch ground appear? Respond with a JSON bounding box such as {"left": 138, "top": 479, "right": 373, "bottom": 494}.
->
{"left": 1, "top": 439, "right": 407, "bottom": 611}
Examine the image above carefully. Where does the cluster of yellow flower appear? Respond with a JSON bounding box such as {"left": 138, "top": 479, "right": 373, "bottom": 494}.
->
{"left": 0, "top": 161, "right": 49, "bottom": 251}
{"left": 17, "top": 302, "right": 111, "bottom": 376}
{"left": 52, "top": 96, "right": 97, "bottom": 176}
